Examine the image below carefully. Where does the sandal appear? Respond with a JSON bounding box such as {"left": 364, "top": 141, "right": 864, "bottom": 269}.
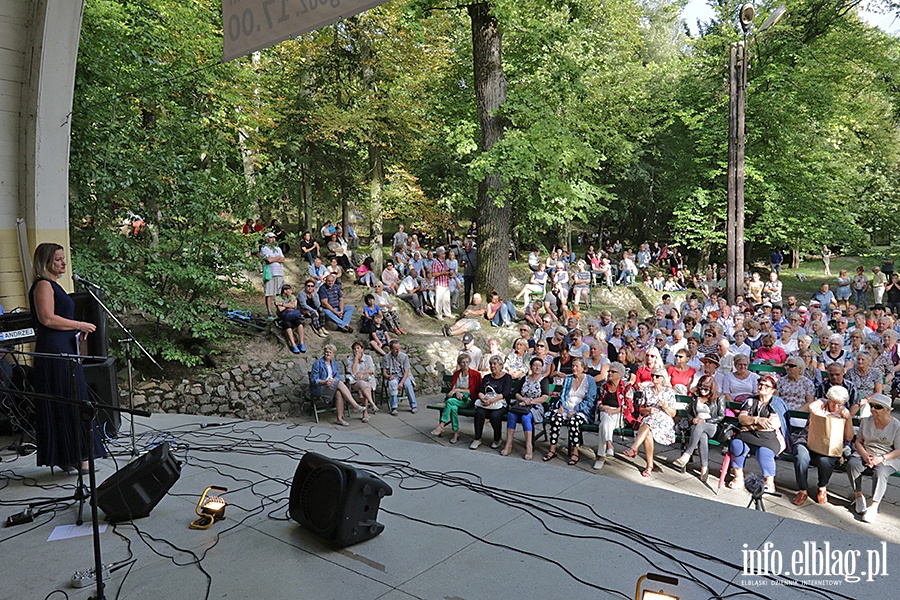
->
{"left": 641, "top": 468, "right": 652, "bottom": 478}
{"left": 542, "top": 451, "right": 557, "bottom": 462}
{"left": 361, "top": 416, "right": 370, "bottom": 423}
{"left": 623, "top": 447, "right": 638, "bottom": 459}
{"left": 449, "top": 433, "right": 460, "bottom": 444}
{"left": 430, "top": 425, "right": 445, "bottom": 436}
{"left": 567, "top": 454, "right": 580, "bottom": 466}
{"left": 524, "top": 452, "right": 533, "bottom": 461}
{"left": 728, "top": 476, "right": 744, "bottom": 490}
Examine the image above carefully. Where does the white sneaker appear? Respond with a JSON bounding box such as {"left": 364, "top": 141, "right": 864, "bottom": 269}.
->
{"left": 592, "top": 459, "right": 605, "bottom": 470}
{"left": 605, "top": 447, "right": 615, "bottom": 457}
{"left": 855, "top": 496, "right": 868, "bottom": 515}
{"left": 490, "top": 440, "right": 502, "bottom": 449}
{"left": 862, "top": 502, "right": 879, "bottom": 523}
{"left": 469, "top": 440, "right": 481, "bottom": 450}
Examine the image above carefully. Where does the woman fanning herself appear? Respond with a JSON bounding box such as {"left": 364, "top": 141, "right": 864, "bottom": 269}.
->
{"left": 623, "top": 368, "right": 677, "bottom": 477}
{"left": 673, "top": 375, "right": 725, "bottom": 483}
{"left": 345, "top": 341, "right": 378, "bottom": 422}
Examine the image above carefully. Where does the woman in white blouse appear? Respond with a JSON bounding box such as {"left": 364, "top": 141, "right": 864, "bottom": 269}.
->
{"left": 721, "top": 354, "right": 759, "bottom": 404}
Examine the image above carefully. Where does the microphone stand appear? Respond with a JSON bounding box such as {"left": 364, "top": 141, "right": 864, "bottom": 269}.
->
{"left": 2, "top": 360, "right": 150, "bottom": 600}
{"left": 75, "top": 279, "right": 162, "bottom": 456}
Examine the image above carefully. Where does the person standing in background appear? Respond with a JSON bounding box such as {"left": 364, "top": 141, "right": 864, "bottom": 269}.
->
{"left": 460, "top": 239, "right": 477, "bottom": 310}
{"left": 260, "top": 232, "right": 285, "bottom": 318}
{"left": 432, "top": 247, "right": 452, "bottom": 321}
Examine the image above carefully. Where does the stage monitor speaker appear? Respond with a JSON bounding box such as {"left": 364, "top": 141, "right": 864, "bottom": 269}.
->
{"left": 289, "top": 452, "right": 392, "bottom": 548}
{"left": 83, "top": 357, "right": 120, "bottom": 438}
{"left": 97, "top": 442, "right": 181, "bottom": 522}
{"left": 70, "top": 291, "right": 108, "bottom": 359}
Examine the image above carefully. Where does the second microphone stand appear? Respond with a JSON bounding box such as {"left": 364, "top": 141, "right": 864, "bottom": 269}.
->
{"left": 75, "top": 280, "right": 161, "bottom": 456}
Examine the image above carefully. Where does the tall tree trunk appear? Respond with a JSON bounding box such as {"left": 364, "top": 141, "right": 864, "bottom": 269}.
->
{"left": 239, "top": 52, "right": 261, "bottom": 200}
{"left": 468, "top": 3, "right": 510, "bottom": 299}
{"left": 369, "top": 144, "right": 384, "bottom": 271}
{"left": 302, "top": 165, "right": 313, "bottom": 233}
{"left": 360, "top": 31, "right": 384, "bottom": 270}
{"left": 792, "top": 245, "right": 800, "bottom": 269}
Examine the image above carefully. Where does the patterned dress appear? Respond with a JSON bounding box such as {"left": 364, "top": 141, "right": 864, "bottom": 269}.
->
{"left": 638, "top": 385, "right": 676, "bottom": 445}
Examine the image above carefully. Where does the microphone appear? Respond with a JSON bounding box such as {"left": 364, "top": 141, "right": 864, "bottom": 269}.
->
{"left": 73, "top": 274, "right": 101, "bottom": 289}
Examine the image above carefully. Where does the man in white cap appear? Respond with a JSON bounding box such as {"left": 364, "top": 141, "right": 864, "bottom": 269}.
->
{"left": 260, "top": 231, "right": 285, "bottom": 318}
{"left": 459, "top": 332, "right": 483, "bottom": 369}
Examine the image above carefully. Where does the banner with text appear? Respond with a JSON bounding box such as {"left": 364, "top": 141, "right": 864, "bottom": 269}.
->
{"left": 223, "top": 0, "right": 391, "bottom": 62}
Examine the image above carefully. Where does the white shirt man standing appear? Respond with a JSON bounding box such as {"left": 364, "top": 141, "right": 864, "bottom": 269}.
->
{"left": 260, "top": 232, "right": 284, "bottom": 318}
{"left": 431, "top": 247, "right": 452, "bottom": 320}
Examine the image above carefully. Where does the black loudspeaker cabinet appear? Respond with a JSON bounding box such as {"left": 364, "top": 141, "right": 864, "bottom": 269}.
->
{"left": 70, "top": 291, "right": 108, "bottom": 359}
{"left": 83, "top": 357, "right": 119, "bottom": 438}
{"left": 97, "top": 442, "right": 181, "bottom": 522}
{"left": 289, "top": 452, "right": 392, "bottom": 548}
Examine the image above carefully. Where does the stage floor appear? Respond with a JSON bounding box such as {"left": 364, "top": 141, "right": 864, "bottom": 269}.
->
{"left": 1, "top": 407, "right": 898, "bottom": 600}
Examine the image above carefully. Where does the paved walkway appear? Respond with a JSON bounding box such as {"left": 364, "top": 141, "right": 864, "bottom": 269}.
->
{"left": 291, "top": 392, "right": 900, "bottom": 541}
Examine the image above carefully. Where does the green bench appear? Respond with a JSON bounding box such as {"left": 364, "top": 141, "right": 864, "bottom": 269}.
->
{"left": 425, "top": 374, "right": 539, "bottom": 430}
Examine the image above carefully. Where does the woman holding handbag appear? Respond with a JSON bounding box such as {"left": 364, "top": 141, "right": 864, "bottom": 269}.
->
{"left": 673, "top": 375, "right": 725, "bottom": 483}
{"left": 502, "top": 357, "right": 549, "bottom": 460}
{"left": 728, "top": 374, "right": 786, "bottom": 492}
{"left": 792, "top": 386, "right": 854, "bottom": 506}
{"left": 431, "top": 354, "right": 481, "bottom": 444}
{"left": 592, "top": 362, "right": 634, "bottom": 470}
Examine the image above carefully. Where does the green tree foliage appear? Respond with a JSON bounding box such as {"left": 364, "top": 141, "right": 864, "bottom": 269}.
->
{"left": 70, "top": 0, "right": 259, "bottom": 365}
{"left": 653, "top": 0, "right": 900, "bottom": 264}
{"left": 68, "top": 0, "right": 900, "bottom": 365}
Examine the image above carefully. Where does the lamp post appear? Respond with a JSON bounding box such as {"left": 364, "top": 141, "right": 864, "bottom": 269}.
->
{"left": 726, "top": 4, "right": 786, "bottom": 304}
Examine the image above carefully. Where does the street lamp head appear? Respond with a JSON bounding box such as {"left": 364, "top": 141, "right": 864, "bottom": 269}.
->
{"left": 759, "top": 5, "right": 787, "bottom": 34}
{"left": 739, "top": 3, "right": 755, "bottom": 35}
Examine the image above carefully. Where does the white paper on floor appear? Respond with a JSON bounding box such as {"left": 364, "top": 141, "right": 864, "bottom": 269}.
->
{"left": 48, "top": 523, "right": 107, "bottom": 542}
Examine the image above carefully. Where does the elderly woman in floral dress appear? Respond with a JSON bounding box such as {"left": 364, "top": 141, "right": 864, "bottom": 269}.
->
{"left": 846, "top": 351, "right": 883, "bottom": 418}
{"left": 622, "top": 367, "right": 677, "bottom": 477}
{"left": 776, "top": 355, "right": 816, "bottom": 411}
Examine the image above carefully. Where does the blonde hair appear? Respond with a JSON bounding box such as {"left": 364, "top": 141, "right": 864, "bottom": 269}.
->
{"left": 32, "top": 243, "right": 64, "bottom": 281}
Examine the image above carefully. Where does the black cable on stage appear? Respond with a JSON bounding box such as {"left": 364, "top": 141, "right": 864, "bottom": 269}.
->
{"left": 3, "top": 418, "right": 865, "bottom": 600}
{"left": 378, "top": 505, "right": 632, "bottom": 599}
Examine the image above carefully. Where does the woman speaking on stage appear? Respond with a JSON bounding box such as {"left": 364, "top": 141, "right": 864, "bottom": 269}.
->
{"left": 29, "top": 243, "right": 104, "bottom": 473}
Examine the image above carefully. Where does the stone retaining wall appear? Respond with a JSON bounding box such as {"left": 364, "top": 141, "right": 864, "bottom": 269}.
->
{"left": 124, "top": 339, "right": 473, "bottom": 421}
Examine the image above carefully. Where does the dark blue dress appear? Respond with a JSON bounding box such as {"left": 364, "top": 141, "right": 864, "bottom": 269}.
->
{"left": 29, "top": 278, "right": 105, "bottom": 468}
